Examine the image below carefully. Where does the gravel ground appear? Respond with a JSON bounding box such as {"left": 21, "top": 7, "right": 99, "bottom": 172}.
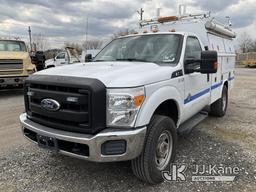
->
{"left": 0, "top": 67, "right": 256, "bottom": 192}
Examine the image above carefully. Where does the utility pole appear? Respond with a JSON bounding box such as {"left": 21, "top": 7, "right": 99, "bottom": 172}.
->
{"left": 85, "top": 17, "right": 88, "bottom": 50}
{"left": 28, "top": 26, "right": 32, "bottom": 52}
{"left": 137, "top": 8, "right": 144, "bottom": 21}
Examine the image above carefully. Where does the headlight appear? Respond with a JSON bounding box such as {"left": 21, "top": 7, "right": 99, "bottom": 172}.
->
{"left": 107, "top": 87, "right": 145, "bottom": 127}
{"left": 27, "top": 68, "right": 36, "bottom": 74}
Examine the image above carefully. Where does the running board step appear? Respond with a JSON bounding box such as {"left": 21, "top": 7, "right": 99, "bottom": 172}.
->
{"left": 178, "top": 111, "right": 208, "bottom": 135}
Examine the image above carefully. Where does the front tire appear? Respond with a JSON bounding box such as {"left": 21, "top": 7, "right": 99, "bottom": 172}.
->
{"left": 210, "top": 85, "right": 228, "bottom": 117}
{"left": 46, "top": 65, "right": 55, "bottom": 68}
{"left": 131, "top": 115, "right": 177, "bottom": 184}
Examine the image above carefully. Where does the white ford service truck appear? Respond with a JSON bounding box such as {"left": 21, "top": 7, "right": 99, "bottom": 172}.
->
{"left": 20, "top": 13, "right": 236, "bottom": 184}
{"left": 45, "top": 47, "right": 80, "bottom": 68}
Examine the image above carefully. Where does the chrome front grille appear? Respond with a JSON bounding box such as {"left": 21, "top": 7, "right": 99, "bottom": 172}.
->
{"left": 0, "top": 59, "right": 23, "bottom": 70}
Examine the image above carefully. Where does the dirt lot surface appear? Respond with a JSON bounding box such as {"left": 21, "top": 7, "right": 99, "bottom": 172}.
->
{"left": 0, "top": 68, "right": 256, "bottom": 192}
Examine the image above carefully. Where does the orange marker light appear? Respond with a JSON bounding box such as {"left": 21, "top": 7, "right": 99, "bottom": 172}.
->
{"left": 134, "top": 95, "right": 145, "bottom": 107}
{"left": 169, "top": 29, "right": 176, "bottom": 32}
{"left": 214, "top": 62, "right": 218, "bottom": 70}
{"left": 152, "top": 28, "right": 159, "bottom": 33}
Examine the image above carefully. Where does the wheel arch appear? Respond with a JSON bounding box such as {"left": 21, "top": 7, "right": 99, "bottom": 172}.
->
{"left": 224, "top": 80, "right": 228, "bottom": 89}
{"left": 153, "top": 99, "right": 179, "bottom": 126}
{"left": 135, "top": 86, "right": 182, "bottom": 127}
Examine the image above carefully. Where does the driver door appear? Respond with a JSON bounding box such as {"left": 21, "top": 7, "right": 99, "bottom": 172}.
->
{"left": 55, "top": 52, "right": 66, "bottom": 66}
{"left": 183, "top": 36, "right": 211, "bottom": 120}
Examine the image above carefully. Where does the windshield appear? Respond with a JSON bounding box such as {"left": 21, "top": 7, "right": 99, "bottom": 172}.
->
{"left": 94, "top": 34, "right": 182, "bottom": 64}
{"left": 0, "top": 40, "right": 27, "bottom": 52}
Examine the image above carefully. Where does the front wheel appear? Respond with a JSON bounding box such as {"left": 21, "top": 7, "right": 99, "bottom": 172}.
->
{"left": 210, "top": 85, "right": 228, "bottom": 117}
{"left": 131, "top": 115, "right": 177, "bottom": 184}
{"left": 46, "top": 65, "right": 55, "bottom": 68}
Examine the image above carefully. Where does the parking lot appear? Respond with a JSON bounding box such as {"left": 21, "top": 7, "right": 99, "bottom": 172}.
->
{"left": 0, "top": 67, "right": 255, "bottom": 192}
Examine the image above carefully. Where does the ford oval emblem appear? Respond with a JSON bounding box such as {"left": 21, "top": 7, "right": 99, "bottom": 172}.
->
{"left": 41, "top": 98, "right": 60, "bottom": 111}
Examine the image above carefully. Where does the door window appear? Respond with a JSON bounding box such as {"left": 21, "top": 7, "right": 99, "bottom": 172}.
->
{"left": 185, "top": 36, "right": 202, "bottom": 59}
{"left": 184, "top": 36, "right": 202, "bottom": 71}
{"left": 56, "top": 53, "right": 65, "bottom": 59}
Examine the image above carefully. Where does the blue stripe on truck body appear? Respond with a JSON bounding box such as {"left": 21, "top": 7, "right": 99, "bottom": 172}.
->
{"left": 184, "top": 77, "right": 234, "bottom": 104}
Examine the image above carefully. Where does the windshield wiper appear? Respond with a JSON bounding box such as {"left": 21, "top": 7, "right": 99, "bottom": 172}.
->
{"left": 115, "top": 58, "right": 149, "bottom": 62}
{"left": 93, "top": 58, "right": 156, "bottom": 63}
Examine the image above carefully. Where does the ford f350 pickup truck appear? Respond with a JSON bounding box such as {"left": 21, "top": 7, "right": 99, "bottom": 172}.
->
{"left": 20, "top": 13, "right": 236, "bottom": 184}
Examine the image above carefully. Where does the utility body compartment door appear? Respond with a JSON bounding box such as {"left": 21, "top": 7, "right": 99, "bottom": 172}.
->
{"left": 207, "top": 33, "right": 235, "bottom": 103}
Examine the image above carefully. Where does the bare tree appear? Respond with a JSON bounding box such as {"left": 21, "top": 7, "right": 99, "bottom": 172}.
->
{"left": 32, "top": 33, "right": 48, "bottom": 51}
{"left": 248, "top": 41, "right": 256, "bottom": 52}
{"left": 82, "top": 40, "right": 103, "bottom": 50}
{"left": 64, "top": 42, "right": 83, "bottom": 54}
{"left": 238, "top": 32, "right": 256, "bottom": 53}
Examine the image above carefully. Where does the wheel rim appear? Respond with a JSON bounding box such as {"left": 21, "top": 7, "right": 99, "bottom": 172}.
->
{"left": 155, "top": 130, "right": 173, "bottom": 170}
{"left": 222, "top": 90, "right": 227, "bottom": 111}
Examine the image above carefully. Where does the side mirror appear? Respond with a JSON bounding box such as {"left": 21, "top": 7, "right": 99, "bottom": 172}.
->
{"left": 184, "top": 51, "right": 218, "bottom": 74}
{"left": 85, "top": 54, "right": 92, "bottom": 62}
{"left": 200, "top": 51, "right": 218, "bottom": 74}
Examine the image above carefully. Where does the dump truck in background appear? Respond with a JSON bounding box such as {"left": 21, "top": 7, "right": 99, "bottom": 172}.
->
{"left": 237, "top": 52, "right": 256, "bottom": 67}
{"left": 0, "top": 39, "right": 36, "bottom": 88}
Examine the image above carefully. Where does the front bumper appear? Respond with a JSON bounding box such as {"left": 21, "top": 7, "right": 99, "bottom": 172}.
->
{"left": 19, "top": 113, "right": 146, "bottom": 162}
{"left": 0, "top": 76, "right": 27, "bottom": 86}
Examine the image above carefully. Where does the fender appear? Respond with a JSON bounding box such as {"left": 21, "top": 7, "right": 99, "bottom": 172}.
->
{"left": 135, "top": 85, "right": 183, "bottom": 127}
{"left": 210, "top": 79, "right": 229, "bottom": 104}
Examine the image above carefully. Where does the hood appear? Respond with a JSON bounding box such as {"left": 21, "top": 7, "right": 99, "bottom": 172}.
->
{"left": 36, "top": 61, "right": 176, "bottom": 87}
{"left": 45, "top": 58, "right": 54, "bottom": 65}
{"left": 0, "top": 51, "right": 29, "bottom": 59}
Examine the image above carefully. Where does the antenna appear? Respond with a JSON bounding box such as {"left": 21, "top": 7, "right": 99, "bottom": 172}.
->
{"left": 179, "top": 4, "right": 187, "bottom": 17}
{"left": 156, "top": 8, "right": 161, "bottom": 17}
{"left": 225, "top": 16, "right": 232, "bottom": 27}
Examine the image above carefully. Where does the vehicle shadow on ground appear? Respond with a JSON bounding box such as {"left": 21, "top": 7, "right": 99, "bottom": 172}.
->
{"left": 0, "top": 88, "right": 23, "bottom": 98}
{"left": 40, "top": 126, "right": 251, "bottom": 192}
{"left": 1, "top": 125, "right": 253, "bottom": 192}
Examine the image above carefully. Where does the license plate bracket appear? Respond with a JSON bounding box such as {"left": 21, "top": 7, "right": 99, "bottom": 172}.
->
{"left": 37, "top": 134, "right": 58, "bottom": 152}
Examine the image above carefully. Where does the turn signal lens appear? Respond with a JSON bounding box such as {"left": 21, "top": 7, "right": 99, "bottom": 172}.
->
{"left": 214, "top": 62, "right": 218, "bottom": 70}
{"left": 134, "top": 95, "right": 145, "bottom": 107}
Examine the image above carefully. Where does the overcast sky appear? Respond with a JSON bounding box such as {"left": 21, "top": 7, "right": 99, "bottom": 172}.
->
{"left": 0, "top": 0, "right": 255, "bottom": 49}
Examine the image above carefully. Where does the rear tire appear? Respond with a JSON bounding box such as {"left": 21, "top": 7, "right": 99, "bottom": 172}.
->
{"left": 131, "top": 115, "right": 177, "bottom": 184}
{"left": 210, "top": 85, "right": 228, "bottom": 117}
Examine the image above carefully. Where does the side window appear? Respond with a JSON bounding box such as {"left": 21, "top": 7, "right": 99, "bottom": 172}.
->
{"left": 56, "top": 53, "right": 65, "bottom": 59}
{"left": 185, "top": 36, "right": 202, "bottom": 60}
